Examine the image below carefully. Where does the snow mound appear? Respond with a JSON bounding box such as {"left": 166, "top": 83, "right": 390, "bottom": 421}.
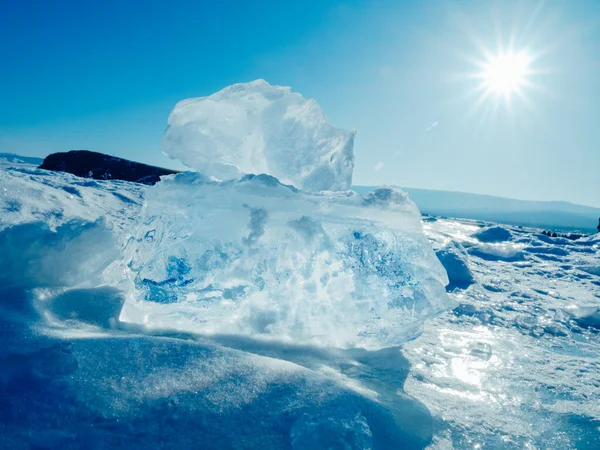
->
{"left": 468, "top": 243, "right": 526, "bottom": 262}
{"left": 564, "top": 305, "right": 600, "bottom": 329}
{"left": 162, "top": 79, "right": 355, "bottom": 192}
{"left": 472, "top": 225, "right": 512, "bottom": 243}
{"left": 436, "top": 242, "right": 475, "bottom": 290}
{"left": 119, "top": 174, "right": 451, "bottom": 350}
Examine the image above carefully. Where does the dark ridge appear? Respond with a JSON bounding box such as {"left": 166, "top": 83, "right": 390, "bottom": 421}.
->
{"left": 39, "top": 150, "right": 179, "bottom": 185}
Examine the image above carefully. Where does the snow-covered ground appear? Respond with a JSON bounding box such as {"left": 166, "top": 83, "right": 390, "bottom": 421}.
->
{"left": 405, "top": 218, "right": 600, "bottom": 449}
{"left": 1, "top": 81, "right": 599, "bottom": 448}
{"left": 2, "top": 159, "right": 598, "bottom": 448}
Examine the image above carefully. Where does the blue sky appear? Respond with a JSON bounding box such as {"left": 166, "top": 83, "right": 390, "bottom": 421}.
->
{"left": 2, "top": 0, "right": 599, "bottom": 207}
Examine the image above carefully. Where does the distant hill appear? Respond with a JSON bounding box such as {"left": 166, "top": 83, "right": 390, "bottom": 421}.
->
{"left": 354, "top": 186, "right": 600, "bottom": 233}
{"left": 0, "top": 153, "right": 44, "bottom": 165}
{"left": 39, "top": 150, "right": 179, "bottom": 185}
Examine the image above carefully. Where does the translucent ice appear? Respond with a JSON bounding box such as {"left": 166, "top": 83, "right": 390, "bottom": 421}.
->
{"left": 0, "top": 219, "right": 117, "bottom": 289}
{"left": 162, "top": 80, "right": 355, "bottom": 192}
{"left": 120, "top": 174, "right": 451, "bottom": 350}
{"left": 435, "top": 242, "right": 475, "bottom": 290}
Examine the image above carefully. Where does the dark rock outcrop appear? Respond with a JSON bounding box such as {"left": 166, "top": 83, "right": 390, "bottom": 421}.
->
{"left": 39, "top": 150, "right": 178, "bottom": 185}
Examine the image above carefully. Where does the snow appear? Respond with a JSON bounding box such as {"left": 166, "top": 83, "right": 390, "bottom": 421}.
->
{"left": 162, "top": 80, "right": 355, "bottom": 192}
{"left": 0, "top": 152, "right": 44, "bottom": 166}
{"left": 45, "top": 287, "right": 125, "bottom": 329}
{"left": 290, "top": 411, "right": 373, "bottom": 449}
{"left": 564, "top": 305, "right": 600, "bottom": 329}
{"left": 0, "top": 165, "right": 144, "bottom": 232}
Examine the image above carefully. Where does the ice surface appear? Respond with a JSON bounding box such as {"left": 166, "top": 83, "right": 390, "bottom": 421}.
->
{"left": 162, "top": 80, "right": 355, "bottom": 192}
{"left": 0, "top": 159, "right": 438, "bottom": 447}
{"left": 579, "top": 264, "right": 600, "bottom": 276}
{"left": 120, "top": 173, "right": 451, "bottom": 350}
{"left": 403, "top": 217, "right": 600, "bottom": 449}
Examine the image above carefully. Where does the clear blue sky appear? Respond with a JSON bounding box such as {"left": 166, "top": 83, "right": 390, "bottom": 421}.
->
{"left": 1, "top": 0, "right": 599, "bottom": 207}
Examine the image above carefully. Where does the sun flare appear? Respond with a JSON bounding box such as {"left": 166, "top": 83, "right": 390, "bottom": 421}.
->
{"left": 481, "top": 52, "right": 531, "bottom": 94}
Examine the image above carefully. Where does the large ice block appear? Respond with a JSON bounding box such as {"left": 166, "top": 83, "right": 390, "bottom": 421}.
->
{"left": 120, "top": 173, "right": 451, "bottom": 350}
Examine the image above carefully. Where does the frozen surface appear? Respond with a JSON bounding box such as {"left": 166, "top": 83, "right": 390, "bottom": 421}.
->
{"left": 467, "top": 242, "right": 526, "bottom": 262}
{"left": 119, "top": 173, "right": 451, "bottom": 350}
{"left": 405, "top": 217, "right": 600, "bottom": 449}
{"left": 0, "top": 165, "right": 144, "bottom": 233}
{"left": 162, "top": 80, "right": 355, "bottom": 192}
{"left": 0, "top": 219, "right": 117, "bottom": 289}
{"left": 0, "top": 152, "right": 44, "bottom": 166}
{"left": 1, "top": 160, "right": 600, "bottom": 448}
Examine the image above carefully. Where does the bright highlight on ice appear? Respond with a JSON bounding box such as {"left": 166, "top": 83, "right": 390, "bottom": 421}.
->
{"left": 481, "top": 52, "right": 531, "bottom": 94}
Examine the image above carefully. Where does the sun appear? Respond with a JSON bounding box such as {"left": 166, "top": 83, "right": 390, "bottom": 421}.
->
{"left": 452, "top": 3, "right": 554, "bottom": 119}
{"left": 466, "top": 48, "right": 536, "bottom": 113}
{"left": 481, "top": 51, "right": 531, "bottom": 95}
